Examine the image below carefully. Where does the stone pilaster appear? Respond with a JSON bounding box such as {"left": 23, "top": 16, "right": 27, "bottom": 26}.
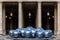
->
{"left": 0, "top": 2, "right": 3, "bottom": 34}
{"left": 36, "top": 2, "right": 41, "bottom": 27}
{"left": 57, "top": 2, "right": 60, "bottom": 35}
{"left": 19, "top": 2, "right": 23, "bottom": 28}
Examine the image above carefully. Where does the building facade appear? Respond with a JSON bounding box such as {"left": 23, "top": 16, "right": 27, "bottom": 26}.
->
{"left": 0, "top": 0, "right": 60, "bottom": 36}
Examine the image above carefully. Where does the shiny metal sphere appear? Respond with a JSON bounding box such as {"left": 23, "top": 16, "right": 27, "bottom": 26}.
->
{"left": 44, "top": 30, "right": 52, "bottom": 38}
{"left": 36, "top": 27, "right": 44, "bottom": 31}
{"left": 24, "top": 30, "right": 31, "bottom": 38}
{"left": 9, "top": 30, "right": 15, "bottom": 37}
{"left": 36, "top": 31, "right": 44, "bottom": 38}
{"left": 13, "top": 30, "right": 20, "bottom": 38}
{"left": 9, "top": 30, "right": 15, "bottom": 33}
{"left": 26, "top": 26, "right": 34, "bottom": 30}
{"left": 31, "top": 28, "right": 36, "bottom": 37}
{"left": 20, "top": 28, "right": 25, "bottom": 37}
{"left": 9, "top": 27, "right": 52, "bottom": 38}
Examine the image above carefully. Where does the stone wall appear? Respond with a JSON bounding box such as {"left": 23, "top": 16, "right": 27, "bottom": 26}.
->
{"left": 0, "top": 1, "right": 59, "bottom": 35}
{"left": 57, "top": 2, "right": 60, "bottom": 35}
{"left": 0, "top": 2, "right": 2, "bottom": 34}
{"left": 0, "top": 0, "right": 59, "bottom": 2}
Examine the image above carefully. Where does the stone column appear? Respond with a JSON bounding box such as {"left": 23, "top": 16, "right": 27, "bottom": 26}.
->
{"left": 54, "top": 6, "right": 57, "bottom": 36}
{"left": 19, "top": 2, "right": 23, "bottom": 28}
{"left": 0, "top": 2, "right": 3, "bottom": 34}
{"left": 57, "top": 2, "right": 60, "bottom": 35}
{"left": 2, "top": 3, "right": 6, "bottom": 35}
{"left": 36, "top": 2, "right": 41, "bottom": 27}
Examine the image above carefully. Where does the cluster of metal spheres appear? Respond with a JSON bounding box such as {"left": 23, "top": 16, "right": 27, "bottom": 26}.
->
{"left": 9, "top": 26, "right": 52, "bottom": 38}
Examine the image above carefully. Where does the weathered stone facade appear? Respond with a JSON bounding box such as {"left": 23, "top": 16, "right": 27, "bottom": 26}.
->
{"left": 0, "top": 0, "right": 60, "bottom": 36}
